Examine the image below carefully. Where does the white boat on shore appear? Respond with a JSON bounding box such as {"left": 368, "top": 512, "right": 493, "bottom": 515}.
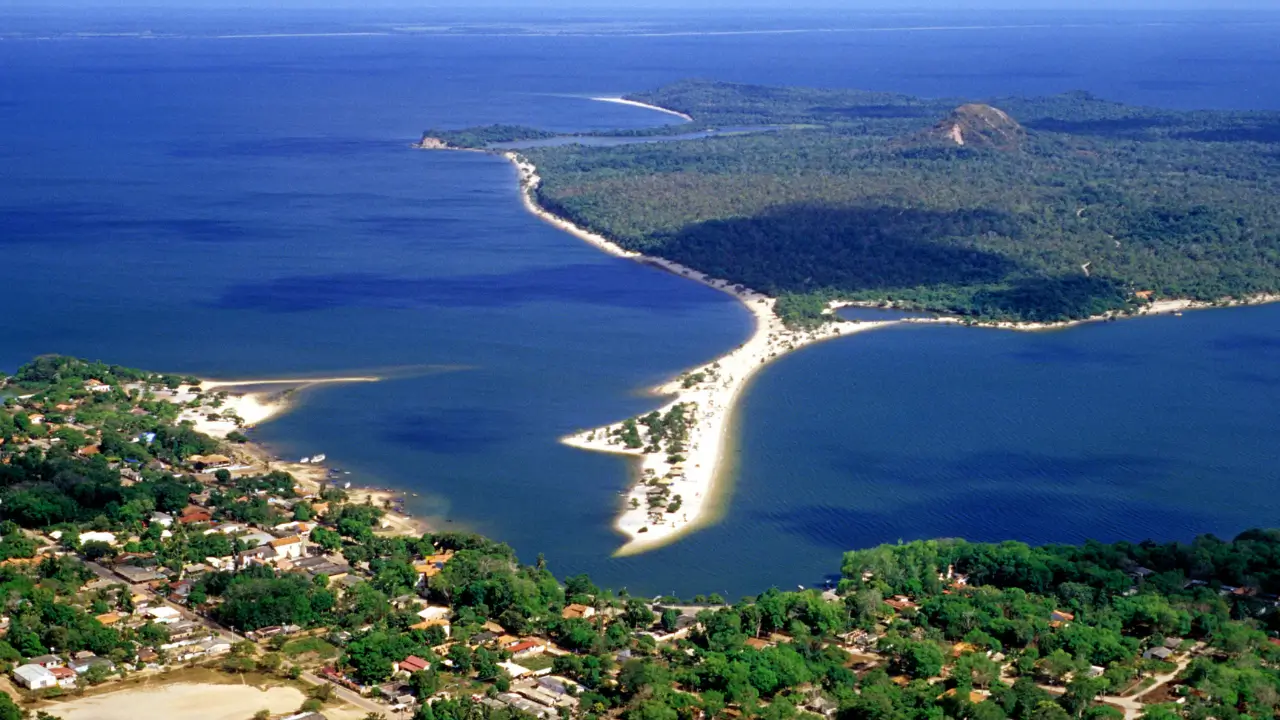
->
{"left": 299, "top": 456, "right": 311, "bottom": 463}
{"left": 311, "top": 453, "right": 326, "bottom": 463}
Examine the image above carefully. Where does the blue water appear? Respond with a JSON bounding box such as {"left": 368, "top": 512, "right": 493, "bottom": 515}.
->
{"left": 3, "top": 7, "right": 1280, "bottom": 597}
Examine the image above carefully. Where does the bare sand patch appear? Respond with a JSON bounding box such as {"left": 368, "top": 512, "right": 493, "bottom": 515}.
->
{"left": 50, "top": 682, "right": 306, "bottom": 720}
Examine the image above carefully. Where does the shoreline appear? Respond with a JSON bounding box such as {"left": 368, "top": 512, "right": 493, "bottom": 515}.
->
{"left": 591, "top": 96, "right": 694, "bottom": 122}
{"left": 832, "top": 293, "right": 1280, "bottom": 334}
{"left": 499, "top": 147, "right": 1280, "bottom": 555}
{"left": 504, "top": 150, "right": 898, "bottom": 555}
{"left": 178, "top": 376, "right": 433, "bottom": 537}
{"left": 418, "top": 96, "right": 1280, "bottom": 555}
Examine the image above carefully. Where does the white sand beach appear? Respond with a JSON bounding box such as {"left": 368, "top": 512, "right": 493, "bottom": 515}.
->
{"left": 591, "top": 96, "right": 694, "bottom": 121}
{"left": 506, "top": 150, "right": 899, "bottom": 555}
{"left": 141, "top": 376, "right": 379, "bottom": 439}
{"left": 865, "top": 293, "right": 1280, "bottom": 334}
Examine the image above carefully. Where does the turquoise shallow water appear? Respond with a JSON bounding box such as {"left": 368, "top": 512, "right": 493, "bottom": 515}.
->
{"left": 3, "top": 8, "right": 1280, "bottom": 596}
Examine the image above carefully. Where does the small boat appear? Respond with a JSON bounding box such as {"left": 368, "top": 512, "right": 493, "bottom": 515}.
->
{"left": 298, "top": 456, "right": 311, "bottom": 464}
{"left": 312, "top": 453, "right": 327, "bottom": 463}
{"left": 343, "top": 482, "right": 351, "bottom": 489}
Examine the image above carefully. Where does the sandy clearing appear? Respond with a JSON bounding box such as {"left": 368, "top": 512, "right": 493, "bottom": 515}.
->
{"left": 50, "top": 682, "right": 307, "bottom": 720}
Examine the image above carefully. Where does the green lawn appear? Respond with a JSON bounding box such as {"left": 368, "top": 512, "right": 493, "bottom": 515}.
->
{"left": 282, "top": 637, "right": 339, "bottom": 660}
{"left": 518, "top": 654, "right": 556, "bottom": 671}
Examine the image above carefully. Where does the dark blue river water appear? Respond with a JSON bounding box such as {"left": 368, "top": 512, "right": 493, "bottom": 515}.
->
{"left": 3, "top": 8, "right": 1279, "bottom": 597}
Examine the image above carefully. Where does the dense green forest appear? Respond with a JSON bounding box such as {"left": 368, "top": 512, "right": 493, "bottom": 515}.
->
{"left": 430, "top": 80, "right": 1280, "bottom": 324}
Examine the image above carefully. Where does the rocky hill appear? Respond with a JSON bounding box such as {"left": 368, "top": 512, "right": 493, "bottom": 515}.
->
{"left": 909, "top": 103, "right": 1027, "bottom": 150}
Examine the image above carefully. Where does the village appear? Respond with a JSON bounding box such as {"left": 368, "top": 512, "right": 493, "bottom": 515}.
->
{"left": 3, "top": 358, "right": 1280, "bottom": 720}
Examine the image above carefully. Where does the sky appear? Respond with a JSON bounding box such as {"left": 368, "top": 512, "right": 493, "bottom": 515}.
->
{"left": 15, "top": 0, "right": 1280, "bottom": 9}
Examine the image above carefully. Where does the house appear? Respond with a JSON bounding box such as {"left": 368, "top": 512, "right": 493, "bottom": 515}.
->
{"left": 84, "top": 379, "right": 112, "bottom": 392}
{"left": 146, "top": 606, "right": 182, "bottom": 624}
{"left": 196, "top": 638, "right": 232, "bottom": 656}
{"left": 498, "top": 661, "right": 532, "bottom": 679}
{"left": 273, "top": 521, "right": 316, "bottom": 539}
{"left": 395, "top": 655, "right": 431, "bottom": 675}
{"left": 1049, "top": 610, "right": 1075, "bottom": 627}
{"left": 483, "top": 620, "right": 506, "bottom": 634}
{"left": 1144, "top": 647, "right": 1174, "bottom": 661}
{"left": 79, "top": 530, "right": 116, "bottom": 546}
{"left": 49, "top": 666, "right": 78, "bottom": 689}
{"left": 115, "top": 564, "right": 167, "bottom": 584}
{"left": 238, "top": 546, "right": 277, "bottom": 566}
{"left": 28, "top": 414, "right": 46, "bottom": 425}
{"left": 537, "top": 675, "right": 580, "bottom": 697}
{"left": 28, "top": 654, "right": 64, "bottom": 668}
{"left": 150, "top": 512, "right": 174, "bottom": 528}
{"left": 418, "top": 605, "right": 451, "bottom": 622}
{"left": 12, "top": 664, "right": 57, "bottom": 690}
{"left": 509, "top": 640, "right": 548, "bottom": 659}
{"left": 70, "top": 655, "right": 116, "bottom": 675}
{"left": 1163, "top": 637, "right": 1184, "bottom": 650}
{"left": 95, "top": 611, "right": 124, "bottom": 626}
{"left": 885, "top": 596, "right": 918, "bottom": 612}
{"left": 269, "top": 536, "right": 306, "bottom": 561}
{"left": 137, "top": 648, "right": 160, "bottom": 667}
{"left": 187, "top": 454, "right": 233, "bottom": 471}
{"left": 179, "top": 506, "right": 213, "bottom": 525}
{"left": 562, "top": 603, "right": 595, "bottom": 620}
{"left": 293, "top": 556, "right": 349, "bottom": 581}
{"left": 168, "top": 621, "right": 209, "bottom": 641}
{"left": 414, "top": 552, "right": 455, "bottom": 583}
{"left": 803, "top": 692, "right": 839, "bottom": 719}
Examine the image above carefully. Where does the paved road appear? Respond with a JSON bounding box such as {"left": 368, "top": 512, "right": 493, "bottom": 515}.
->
{"left": 301, "top": 670, "right": 396, "bottom": 716}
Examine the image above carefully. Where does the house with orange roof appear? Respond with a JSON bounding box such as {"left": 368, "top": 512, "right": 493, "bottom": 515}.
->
{"left": 414, "top": 552, "right": 455, "bottom": 584}
{"left": 268, "top": 536, "right": 305, "bottom": 561}
{"left": 509, "top": 639, "right": 548, "bottom": 659}
{"left": 561, "top": 603, "right": 595, "bottom": 620}
{"left": 179, "top": 506, "right": 213, "bottom": 525}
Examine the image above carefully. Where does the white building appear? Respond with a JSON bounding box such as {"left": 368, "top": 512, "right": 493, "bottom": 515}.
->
{"left": 79, "top": 531, "right": 117, "bottom": 546}
{"left": 147, "top": 606, "right": 182, "bottom": 624}
{"left": 268, "top": 536, "right": 306, "bottom": 561}
{"left": 13, "top": 664, "right": 57, "bottom": 690}
{"left": 417, "top": 605, "right": 452, "bottom": 622}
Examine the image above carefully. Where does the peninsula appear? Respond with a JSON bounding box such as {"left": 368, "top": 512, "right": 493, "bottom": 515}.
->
{"left": 418, "top": 81, "right": 1280, "bottom": 553}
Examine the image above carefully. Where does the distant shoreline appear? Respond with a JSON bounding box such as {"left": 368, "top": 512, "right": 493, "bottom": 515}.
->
{"left": 590, "top": 96, "right": 694, "bottom": 122}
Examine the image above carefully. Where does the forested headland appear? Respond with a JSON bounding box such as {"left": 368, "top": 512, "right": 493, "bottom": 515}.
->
{"left": 425, "top": 80, "right": 1280, "bottom": 326}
